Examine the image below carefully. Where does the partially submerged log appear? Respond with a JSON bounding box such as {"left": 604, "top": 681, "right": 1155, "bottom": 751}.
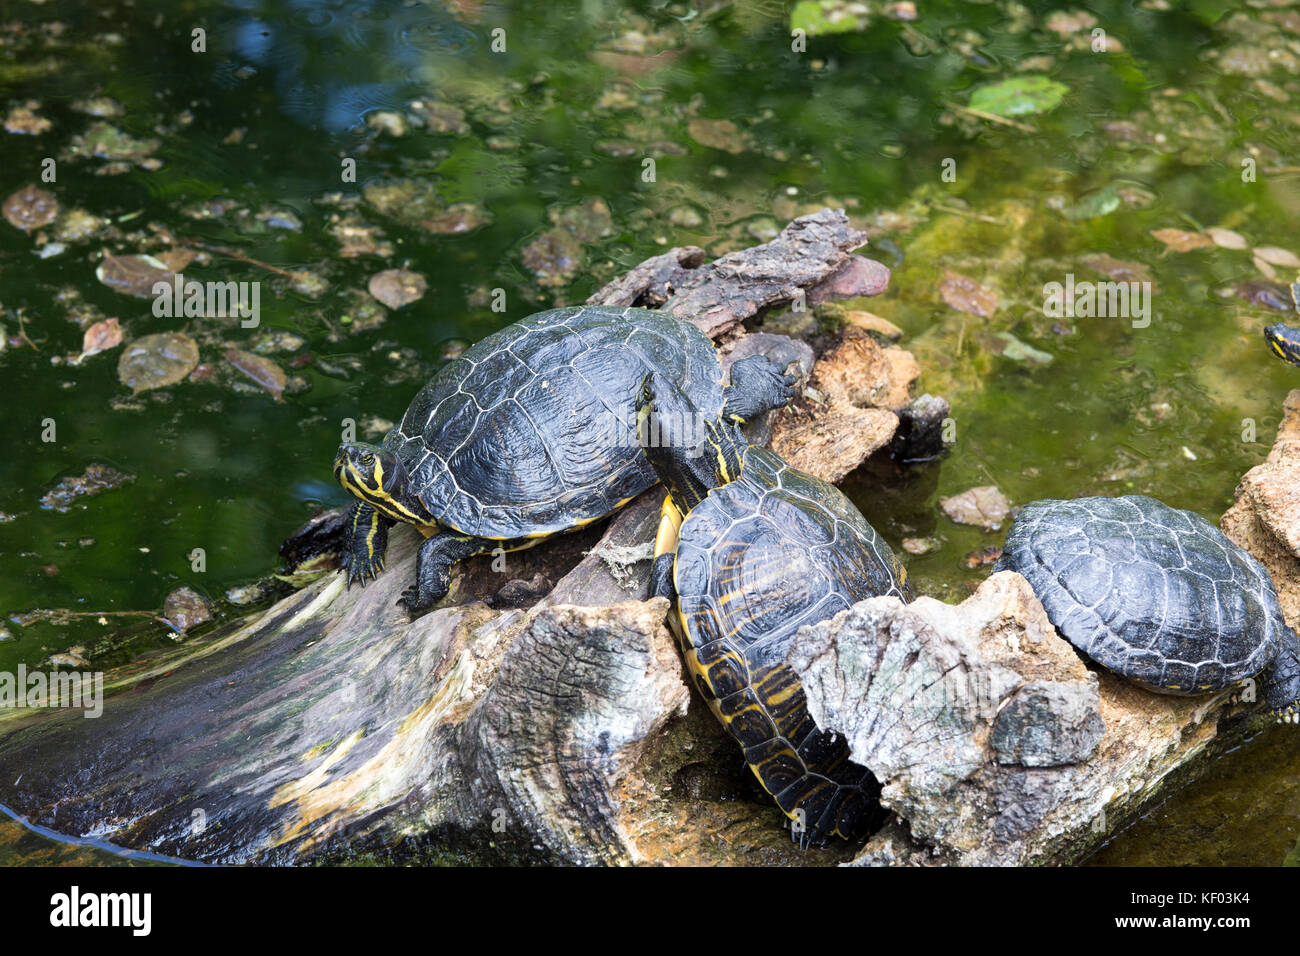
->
{"left": 0, "top": 210, "right": 891, "bottom": 866}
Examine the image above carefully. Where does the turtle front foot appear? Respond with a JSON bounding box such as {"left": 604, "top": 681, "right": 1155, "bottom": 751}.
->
{"left": 340, "top": 549, "right": 384, "bottom": 588}
{"left": 396, "top": 579, "right": 449, "bottom": 619}
{"left": 724, "top": 355, "right": 802, "bottom": 422}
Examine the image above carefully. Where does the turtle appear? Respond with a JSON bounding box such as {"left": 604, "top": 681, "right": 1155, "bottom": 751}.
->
{"left": 995, "top": 495, "right": 1300, "bottom": 723}
{"left": 636, "top": 371, "right": 912, "bottom": 846}
{"left": 332, "top": 305, "right": 796, "bottom": 616}
{"left": 1263, "top": 273, "right": 1300, "bottom": 366}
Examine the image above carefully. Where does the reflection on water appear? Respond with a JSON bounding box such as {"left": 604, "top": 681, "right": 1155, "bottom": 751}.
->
{"left": 211, "top": 1, "right": 479, "bottom": 131}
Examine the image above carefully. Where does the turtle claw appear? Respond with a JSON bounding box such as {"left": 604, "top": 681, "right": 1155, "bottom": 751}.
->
{"left": 396, "top": 585, "right": 432, "bottom": 618}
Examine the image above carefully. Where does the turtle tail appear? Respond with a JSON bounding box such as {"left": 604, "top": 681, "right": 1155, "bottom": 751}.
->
{"left": 1265, "top": 628, "right": 1300, "bottom": 724}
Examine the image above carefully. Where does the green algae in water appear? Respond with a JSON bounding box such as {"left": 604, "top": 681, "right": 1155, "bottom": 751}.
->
{"left": 0, "top": 0, "right": 1296, "bottom": 865}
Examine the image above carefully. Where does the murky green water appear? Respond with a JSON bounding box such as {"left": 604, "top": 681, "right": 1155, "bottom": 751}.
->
{"left": 2, "top": 0, "right": 1299, "bottom": 864}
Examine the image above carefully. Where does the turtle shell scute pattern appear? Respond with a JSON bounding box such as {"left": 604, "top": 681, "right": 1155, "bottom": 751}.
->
{"left": 673, "top": 446, "right": 911, "bottom": 843}
{"left": 996, "top": 495, "right": 1283, "bottom": 694}
{"left": 384, "top": 306, "right": 725, "bottom": 539}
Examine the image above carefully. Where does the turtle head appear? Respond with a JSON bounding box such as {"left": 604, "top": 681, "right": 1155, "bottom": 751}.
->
{"left": 1266, "top": 630, "right": 1300, "bottom": 724}
{"left": 636, "top": 372, "right": 744, "bottom": 512}
{"left": 1264, "top": 324, "right": 1300, "bottom": 368}
{"left": 334, "top": 442, "right": 433, "bottom": 526}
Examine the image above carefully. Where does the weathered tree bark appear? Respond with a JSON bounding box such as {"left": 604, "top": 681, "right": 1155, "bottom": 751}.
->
{"left": 0, "top": 210, "right": 893, "bottom": 866}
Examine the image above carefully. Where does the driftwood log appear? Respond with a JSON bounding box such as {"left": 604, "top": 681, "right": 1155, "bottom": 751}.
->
{"left": 0, "top": 210, "right": 900, "bottom": 866}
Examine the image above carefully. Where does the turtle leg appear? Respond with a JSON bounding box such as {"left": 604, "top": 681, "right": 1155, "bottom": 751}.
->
{"left": 397, "top": 531, "right": 489, "bottom": 617}
{"left": 339, "top": 502, "right": 394, "bottom": 587}
{"left": 648, "top": 496, "right": 683, "bottom": 601}
{"left": 722, "top": 355, "right": 799, "bottom": 423}
{"left": 648, "top": 553, "right": 676, "bottom": 601}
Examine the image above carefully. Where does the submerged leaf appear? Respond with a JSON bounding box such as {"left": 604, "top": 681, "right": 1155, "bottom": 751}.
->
{"left": 225, "top": 348, "right": 286, "bottom": 400}
{"left": 79, "top": 317, "right": 123, "bottom": 360}
{"left": 1149, "top": 228, "right": 1214, "bottom": 253}
{"left": 96, "top": 252, "right": 173, "bottom": 297}
{"left": 3, "top": 184, "right": 58, "bottom": 232}
{"left": 368, "top": 269, "right": 428, "bottom": 309}
{"left": 117, "top": 332, "right": 199, "bottom": 393}
{"left": 940, "top": 270, "right": 999, "bottom": 317}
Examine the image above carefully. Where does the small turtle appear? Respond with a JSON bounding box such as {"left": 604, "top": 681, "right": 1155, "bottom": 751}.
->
{"left": 1263, "top": 273, "right": 1300, "bottom": 366}
{"left": 637, "top": 372, "right": 911, "bottom": 845}
{"left": 333, "top": 305, "right": 795, "bottom": 616}
{"left": 996, "top": 495, "right": 1300, "bottom": 723}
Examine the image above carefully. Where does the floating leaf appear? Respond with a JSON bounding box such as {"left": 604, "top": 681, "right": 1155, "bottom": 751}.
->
{"left": 3, "top": 184, "right": 58, "bottom": 232}
{"left": 1254, "top": 246, "right": 1300, "bottom": 269}
{"left": 225, "top": 348, "right": 286, "bottom": 400}
{"left": 940, "top": 270, "right": 999, "bottom": 317}
{"left": 1149, "top": 228, "right": 1214, "bottom": 253}
{"left": 368, "top": 269, "right": 428, "bottom": 309}
{"left": 1205, "top": 227, "right": 1248, "bottom": 250}
{"left": 791, "top": 0, "right": 872, "bottom": 36}
{"left": 96, "top": 252, "right": 173, "bottom": 297}
{"left": 78, "top": 317, "right": 122, "bottom": 360}
{"left": 117, "top": 332, "right": 199, "bottom": 393}
{"left": 969, "top": 75, "right": 1068, "bottom": 117}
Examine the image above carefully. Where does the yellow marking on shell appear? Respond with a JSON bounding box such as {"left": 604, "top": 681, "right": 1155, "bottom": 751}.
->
{"left": 762, "top": 683, "right": 800, "bottom": 707}
{"left": 654, "top": 497, "right": 684, "bottom": 560}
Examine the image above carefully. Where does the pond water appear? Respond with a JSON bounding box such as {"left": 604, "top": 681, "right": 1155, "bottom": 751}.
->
{"left": 2, "top": 0, "right": 1298, "bottom": 864}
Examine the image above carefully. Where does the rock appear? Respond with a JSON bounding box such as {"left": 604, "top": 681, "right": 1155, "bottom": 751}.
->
{"left": 1222, "top": 388, "right": 1300, "bottom": 626}
{"left": 771, "top": 403, "right": 897, "bottom": 484}
{"left": 39, "top": 464, "right": 134, "bottom": 513}
{"left": 888, "top": 394, "right": 951, "bottom": 463}
{"left": 720, "top": 332, "right": 815, "bottom": 380}
{"left": 788, "top": 571, "right": 1264, "bottom": 866}
{"left": 991, "top": 681, "right": 1105, "bottom": 767}
{"left": 1226, "top": 389, "right": 1300, "bottom": 559}
{"left": 770, "top": 330, "right": 921, "bottom": 482}
{"left": 844, "top": 310, "right": 904, "bottom": 340}
{"left": 163, "top": 586, "right": 212, "bottom": 635}
{"left": 940, "top": 485, "right": 1011, "bottom": 530}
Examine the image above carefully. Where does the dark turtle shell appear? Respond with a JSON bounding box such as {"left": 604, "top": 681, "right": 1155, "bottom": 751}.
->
{"left": 672, "top": 446, "right": 910, "bottom": 844}
{"left": 384, "top": 306, "right": 725, "bottom": 539}
{"left": 996, "top": 495, "right": 1284, "bottom": 693}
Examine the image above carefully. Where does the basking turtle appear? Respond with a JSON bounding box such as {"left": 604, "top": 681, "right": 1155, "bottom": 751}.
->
{"left": 1263, "top": 274, "right": 1300, "bottom": 365}
{"left": 996, "top": 495, "right": 1300, "bottom": 723}
{"left": 637, "top": 373, "right": 911, "bottom": 845}
{"left": 333, "top": 305, "right": 795, "bottom": 616}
